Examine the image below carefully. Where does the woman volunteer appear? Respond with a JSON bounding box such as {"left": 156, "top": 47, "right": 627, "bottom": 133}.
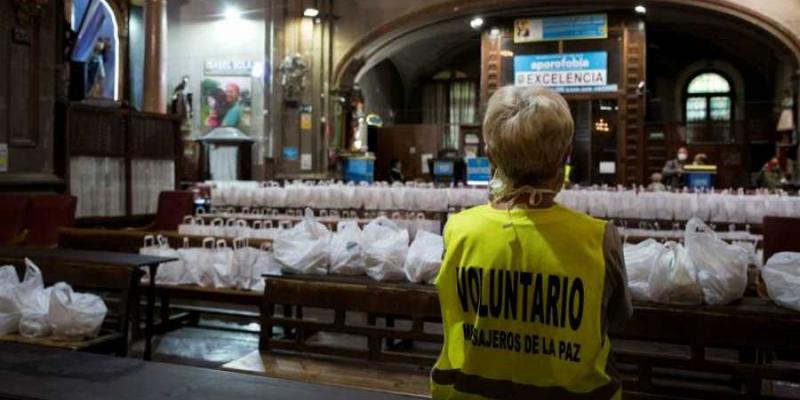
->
{"left": 432, "top": 85, "right": 632, "bottom": 399}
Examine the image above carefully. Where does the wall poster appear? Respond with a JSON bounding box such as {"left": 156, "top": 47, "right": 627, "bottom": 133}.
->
{"left": 514, "top": 14, "right": 607, "bottom": 43}
{"left": 201, "top": 60, "right": 254, "bottom": 135}
{"left": 514, "top": 51, "right": 617, "bottom": 93}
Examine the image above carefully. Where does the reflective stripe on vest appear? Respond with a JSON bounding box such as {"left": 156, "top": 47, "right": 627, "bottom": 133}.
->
{"left": 432, "top": 204, "right": 618, "bottom": 399}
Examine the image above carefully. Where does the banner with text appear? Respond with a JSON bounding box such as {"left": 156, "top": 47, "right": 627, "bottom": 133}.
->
{"left": 514, "top": 52, "right": 616, "bottom": 93}
{"left": 514, "top": 14, "right": 607, "bottom": 43}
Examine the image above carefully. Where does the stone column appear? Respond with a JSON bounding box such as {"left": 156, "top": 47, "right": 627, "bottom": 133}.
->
{"left": 142, "top": 0, "right": 167, "bottom": 113}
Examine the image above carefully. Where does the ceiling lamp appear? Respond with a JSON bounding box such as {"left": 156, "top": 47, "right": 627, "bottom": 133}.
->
{"left": 469, "top": 17, "right": 484, "bottom": 29}
{"left": 634, "top": 5, "right": 647, "bottom": 14}
{"left": 224, "top": 6, "right": 242, "bottom": 21}
{"left": 304, "top": 7, "right": 320, "bottom": 17}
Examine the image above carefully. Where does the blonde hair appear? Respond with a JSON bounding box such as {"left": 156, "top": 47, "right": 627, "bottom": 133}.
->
{"left": 483, "top": 86, "right": 574, "bottom": 190}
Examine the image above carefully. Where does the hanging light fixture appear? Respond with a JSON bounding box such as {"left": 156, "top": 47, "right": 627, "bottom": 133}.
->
{"left": 469, "top": 17, "right": 484, "bottom": 29}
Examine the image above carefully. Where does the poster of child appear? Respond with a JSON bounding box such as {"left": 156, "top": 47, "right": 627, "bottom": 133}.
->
{"left": 200, "top": 77, "right": 252, "bottom": 134}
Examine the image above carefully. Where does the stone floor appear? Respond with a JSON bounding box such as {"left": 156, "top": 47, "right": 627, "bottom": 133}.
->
{"left": 130, "top": 316, "right": 261, "bottom": 368}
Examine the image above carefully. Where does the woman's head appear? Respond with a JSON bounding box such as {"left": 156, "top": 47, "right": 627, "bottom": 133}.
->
{"left": 483, "top": 85, "right": 574, "bottom": 193}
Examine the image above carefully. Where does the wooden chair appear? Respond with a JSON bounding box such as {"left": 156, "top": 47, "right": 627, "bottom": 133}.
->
{"left": 0, "top": 195, "right": 30, "bottom": 245}
{"left": 0, "top": 257, "right": 143, "bottom": 356}
{"left": 762, "top": 216, "right": 800, "bottom": 263}
{"left": 131, "top": 191, "right": 194, "bottom": 232}
{"left": 25, "top": 195, "right": 77, "bottom": 247}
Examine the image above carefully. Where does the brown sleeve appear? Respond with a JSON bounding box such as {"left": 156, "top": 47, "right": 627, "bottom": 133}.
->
{"left": 602, "top": 223, "right": 633, "bottom": 333}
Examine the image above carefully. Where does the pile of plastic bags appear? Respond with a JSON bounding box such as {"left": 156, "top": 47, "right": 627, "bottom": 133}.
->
{"left": 623, "top": 218, "right": 751, "bottom": 305}
{"left": 557, "top": 187, "right": 800, "bottom": 223}
{"left": 0, "top": 259, "right": 107, "bottom": 340}
{"left": 140, "top": 235, "right": 280, "bottom": 290}
{"left": 272, "top": 211, "right": 444, "bottom": 283}
{"left": 164, "top": 210, "right": 446, "bottom": 286}
{"left": 762, "top": 252, "right": 800, "bottom": 312}
{"left": 209, "top": 181, "right": 488, "bottom": 211}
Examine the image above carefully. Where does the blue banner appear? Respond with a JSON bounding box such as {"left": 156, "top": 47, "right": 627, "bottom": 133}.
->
{"left": 282, "top": 146, "right": 298, "bottom": 161}
{"left": 466, "top": 157, "right": 491, "bottom": 185}
{"left": 515, "top": 14, "right": 607, "bottom": 43}
{"left": 514, "top": 52, "right": 613, "bottom": 92}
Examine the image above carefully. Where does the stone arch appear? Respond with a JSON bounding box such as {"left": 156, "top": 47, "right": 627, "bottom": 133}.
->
{"left": 334, "top": 0, "right": 800, "bottom": 91}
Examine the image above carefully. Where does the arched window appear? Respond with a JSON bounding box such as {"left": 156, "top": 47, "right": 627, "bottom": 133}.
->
{"left": 684, "top": 72, "right": 733, "bottom": 143}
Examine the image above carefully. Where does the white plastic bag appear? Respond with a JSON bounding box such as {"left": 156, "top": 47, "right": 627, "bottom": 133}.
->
{"left": 763, "top": 252, "right": 800, "bottom": 312}
{"left": 623, "top": 239, "right": 664, "bottom": 301}
{"left": 685, "top": 218, "right": 749, "bottom": 305}
{"left": 255, "top": 246, "right": 279, "bottom": 277}
{"left": 148, "top": 236, "right": 194, "bottom": 285}
{"left": 0, "top": 266, "right": 20, "bottom": 335}
{"left": 13, "top": 259, "right": 52, "bottom": 338}
{"left": 176, "top": 238, "right": 210, "bottom": 286}
{"left": 647, "top": 242, "right": 703, "bottom": 305}
{"left": 47, "top": 282, "right": 107, "bottom": 340}
{"left": 204, "top": 240, "right": 234, "bottom": 288}
{"left": 363, "top": 217, "right": 409, "bottom": 281}
{"left": 404, "top": 231, "right": 443, "bottom": 284}
{"left": 329, "top": 221, "right": 367, "bottom": 275}
{"left": 274, "top": 208, "right": 331, "bottom": 275}
{"left": 233, "top": 238, "right": 260, "bottom": 290}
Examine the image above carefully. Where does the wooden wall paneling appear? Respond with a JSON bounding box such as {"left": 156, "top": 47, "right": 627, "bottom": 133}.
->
{"left": 0, "top": 1, "right": 9, "bottom": 148}
{"left": 621, "top": 21, "right": 646, "bottom": 185}
{"left": 37, "top": 1, "right": 56, "bottom": 173}
{"left": 67, "top": 105, "right": 125, "bottom": 157}
{"left": 8, "top": 40, "right": 33, "bottom": 148}
{"left": 129, "top": 114, "right": 178, "bottom": 159}
{"left": 479, "top": 31, "right": 502, "bottom": 114}
{"left": 375, "top": 124, "right": 441, "bottom": 181}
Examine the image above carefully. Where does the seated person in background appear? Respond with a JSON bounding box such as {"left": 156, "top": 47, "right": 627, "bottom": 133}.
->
{"left": 662, "top": 147, "right": 689, "bottom": 188}
{"left": 693, "top": 153, "right": 709, "bottom": 165}
{"left": 647, "top": 172, "right": 667, "bottom": 192}
{"left": 432, "top": 85, "right": 632, "bottom": 400}
{"left": 388, "top": 158, "right": 405, "bottom": 183}
{"left": 757, "top": 158, "right": 785, "bottom": 190}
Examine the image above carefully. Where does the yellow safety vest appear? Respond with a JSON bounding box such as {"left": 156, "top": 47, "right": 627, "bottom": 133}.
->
{"left": 432, "top": 204, "right": 620, "bottom": 400}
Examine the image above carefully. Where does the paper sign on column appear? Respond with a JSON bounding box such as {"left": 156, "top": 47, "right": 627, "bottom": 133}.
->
{"left": 300, "top": 113, "right": 312, "bottom": 131}
{"left": 421, "top": 153, "right": 433, "bottom": 174}
{"left": 0, "top": 143, "right": 8, "bottom": 172}
{"left": 300, "top": 153, "right": 312, "bottom": 170}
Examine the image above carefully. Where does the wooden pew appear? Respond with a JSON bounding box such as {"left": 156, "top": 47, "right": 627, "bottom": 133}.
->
{"left": 255, "top": 275, "right": 800, "bottom": 400}
{"left": 58, "top": 227, "right": 273, "bottom": 335}
{"left": 58, "top": 227, "right": 273, "bottom": 253}
{"left": 0, "top": 257, "right": 143, "bottom": 356}
{"left": 261, "top": 275, "right": 441, "bottom": 366}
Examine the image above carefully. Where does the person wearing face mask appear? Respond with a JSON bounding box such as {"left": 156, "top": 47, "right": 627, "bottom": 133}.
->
{"left": 662, "top": 147, "right": 689, "bottom": 189}
{"left": 431, "top": 86, "right": 632, "bottom": 400}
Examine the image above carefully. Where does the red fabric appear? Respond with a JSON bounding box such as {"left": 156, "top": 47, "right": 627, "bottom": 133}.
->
{"left": 0, "top": 195, "right": 31, "bottom": 244}
{"left": 149, "top": 191, "right": 194, "bottom": 231}
{"left": 763, "top": 216, "right": 800, "bottom": 263}
{"left": 25, "top": 195, "right": 77, "bottom": 247}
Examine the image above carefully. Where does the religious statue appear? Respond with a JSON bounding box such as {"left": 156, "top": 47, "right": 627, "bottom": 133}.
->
{"left": 171, "top": 75, "right": 194, "bottom": 133}
{"left": 279, "top": 54, "right": 308, "bottom": 100}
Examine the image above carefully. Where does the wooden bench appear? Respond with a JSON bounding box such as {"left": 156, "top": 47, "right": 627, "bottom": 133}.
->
{"left": 59, "top": 227, "right": 274, "bottom": 334}
{"left": 256, "top": 275, "right": 800, "bottom": 400}
{"left": 0, "top": 257, "right": 143, "bottom": 356}
{"left": 261, "top": 275, "right": 441, "bottom": 366}
{"left": 58, "top": 227, "right": 273, "bottom": 253}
